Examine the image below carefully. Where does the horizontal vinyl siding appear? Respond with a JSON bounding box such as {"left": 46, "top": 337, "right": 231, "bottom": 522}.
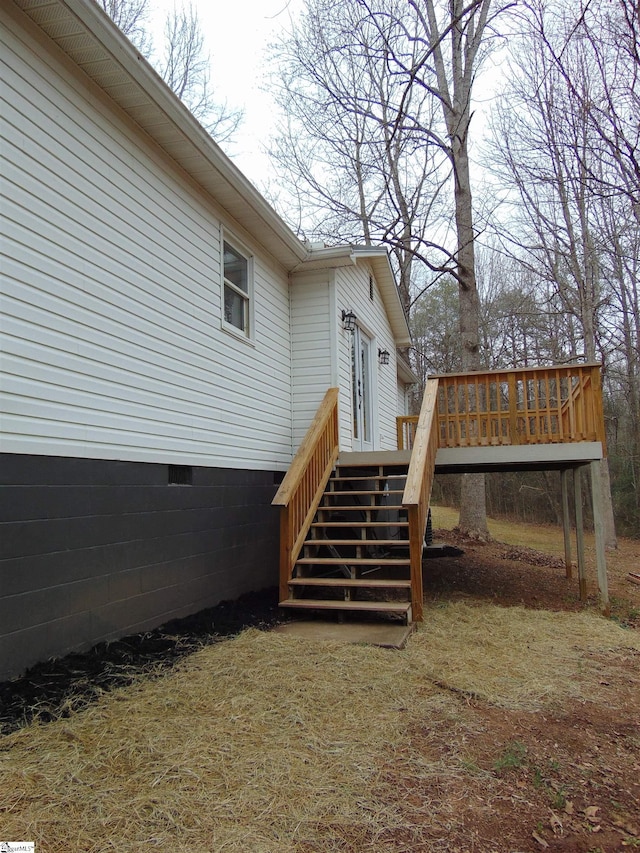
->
{"left": 290, "top": 276, "right": 332, "bottom": 448}
{"left": 336, "top": 264, "right": 399, "bottom": 451}
{"left": 1, "top": 8, "right": 292, "bottom": 470}
{"left": 397, "top": 381, "right": 409, "bottom": 416}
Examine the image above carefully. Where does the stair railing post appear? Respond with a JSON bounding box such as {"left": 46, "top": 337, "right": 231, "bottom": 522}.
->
{"left": 279, "top": 506, "right": 292, "bottom": 604}
{"left": 407, "top": 505, "right": 424, "bottom": 622}
{"left": 403, "top": 378, "right": 439, "bottom": 623}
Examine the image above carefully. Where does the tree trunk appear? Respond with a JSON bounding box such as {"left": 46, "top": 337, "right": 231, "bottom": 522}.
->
{"left": 429, "top": 0, "right": 490, "bottom": 539}
{"left": 455, "top": 144, "right": 489, "bottom": 537}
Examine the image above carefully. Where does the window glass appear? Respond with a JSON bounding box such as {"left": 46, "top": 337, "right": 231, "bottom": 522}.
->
{"left": 222, "top": 238, "right": 251, "bottom": 335}
{"left": 224, "top": 242, "right": 248, "bottom": 292}
{"left": 224, "top": 286, "right": 247, "bottom": 331}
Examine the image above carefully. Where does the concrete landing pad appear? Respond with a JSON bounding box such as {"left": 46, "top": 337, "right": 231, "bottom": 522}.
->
{"left": 273, "top": 620, "right": 415, "bottom": 649}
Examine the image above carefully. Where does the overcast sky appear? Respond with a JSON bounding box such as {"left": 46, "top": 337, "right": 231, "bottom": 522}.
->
{"left": 145, "top": 0, "right": 501, "bottom": 218}
{"left": 150, "top": 0, "right": 302, "bottom": 184}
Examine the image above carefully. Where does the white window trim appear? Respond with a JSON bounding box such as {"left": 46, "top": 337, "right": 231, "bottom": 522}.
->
{"left": 221, "top": 232, "right": 255, "bottom": 342}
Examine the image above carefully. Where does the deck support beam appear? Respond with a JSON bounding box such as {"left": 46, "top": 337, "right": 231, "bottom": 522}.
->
{"left": 561, "top": 468, "right": 573, "bottom": 579}
{"left": 573, "top": 467, "right": 587, "bottom": 601}
{"left": 590, "top": 460, "right": 610, "bottom": 615}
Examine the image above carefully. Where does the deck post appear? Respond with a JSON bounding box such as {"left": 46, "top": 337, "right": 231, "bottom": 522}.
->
{"left": 507, "top": 373, "right": 519, "bottom": 444}
{"left": 573, "top": 466, "right": 587, "bottom": 601}
{"left": 590, "top": 460, "right": 610, "bottom": 615}
{"left": 561, "top": 468, "right": 573, "bottom": 579}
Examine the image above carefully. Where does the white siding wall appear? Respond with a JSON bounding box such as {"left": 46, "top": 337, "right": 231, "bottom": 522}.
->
{"left": 290, "top": 272, "right": 332, "bottom": 448}
{"left": 1, "top": 8, "right": 292, "bottom": 470}
{"left": 335, "top": 264, "right": 398, "bottom": 451}
{"left": 397, "top": 381, "right": 409, "bottom": 416}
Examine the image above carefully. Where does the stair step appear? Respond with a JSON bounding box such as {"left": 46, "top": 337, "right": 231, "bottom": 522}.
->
{"left": 289, "top": 578, "right": 411, "bottom": 589}
{"left": 305, "top": 539, "right": 405, "bottom": 546}
{"left": 279, "top": 599, "right": 412, "bottom": 615}
{"left": 311, "top": 521, "right": 409, "bottom": 528}
{"left": 326, "top": 489, "right": 404, "bottom": 496}
{"left": 296, "top": 557, "right": 411, "bottom": 566}
{"left": 318, "top": 504, "right": 405, "bottom": 512}
{"left": 337, "top": 451, "right": 411, "bottom": 467}
{"left": 331, "top": 475, "right": 407, "bottom": 483}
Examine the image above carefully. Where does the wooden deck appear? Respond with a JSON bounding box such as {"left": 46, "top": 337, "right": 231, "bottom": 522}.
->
{"left": 397, "top": 363, "right": 605, "bottom": 461}
{"left": 274, "top": 364, "right": 609, "bottom": 623}
{"left": 434, "top": 441, "right": 603, "bottom": 472}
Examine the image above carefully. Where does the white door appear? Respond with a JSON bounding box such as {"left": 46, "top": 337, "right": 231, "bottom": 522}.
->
{"left": 351, "top": 326, "right": 374, "bottom": 451}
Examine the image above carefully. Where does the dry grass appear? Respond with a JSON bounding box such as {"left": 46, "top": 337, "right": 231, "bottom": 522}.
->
{"left": 2, "top": 606, "right": 638, "bottom": 852}
{"left": 413, "top": 601, "right": 640, "bottom": 709}
{"left": 431, "top": 504, "right": 571, "bottom": 553}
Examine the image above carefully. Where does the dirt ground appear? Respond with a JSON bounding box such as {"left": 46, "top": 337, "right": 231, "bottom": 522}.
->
{"left": 1, "top": 522, "right": 639, "bottom": 852}
{"left": 427, "top": 524, "right": 640, "bottom": 627}
{"left": 383, "top": 529, "right": 640, "bottom": 852}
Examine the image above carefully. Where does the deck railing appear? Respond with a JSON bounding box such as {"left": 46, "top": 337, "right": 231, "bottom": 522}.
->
{"left": 397, "top": 364, "right": 606, "bottom": 451}
{"left": 272, "top": 388, "right": 340, "bottom": 603}
{"left": 402, "top": 378, "right": 439, "bottom": 622}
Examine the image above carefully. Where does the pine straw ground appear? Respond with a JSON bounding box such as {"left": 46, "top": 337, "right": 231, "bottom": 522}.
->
{"left": 1, "top": 518, "right": 640, "bottom": 852}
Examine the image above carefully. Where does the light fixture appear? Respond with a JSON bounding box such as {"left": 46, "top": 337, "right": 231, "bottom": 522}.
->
{"left": 341, "top": 309, "right": 357, "bottom": 331}
{"left": 378, "top": 348, "right": 390, "bottom": 365}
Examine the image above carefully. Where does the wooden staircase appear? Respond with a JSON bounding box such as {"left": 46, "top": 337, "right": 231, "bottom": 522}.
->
{"left": 273, "top": 381, "right": 439, "bottom": 626}
{"left": 273, "top": 365, "right": 611, "bottom": 623}
{"left": 279, "top": 457, "right": 414, "bottom": 623}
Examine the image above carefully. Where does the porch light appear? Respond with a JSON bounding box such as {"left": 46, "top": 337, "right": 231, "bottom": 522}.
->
{"left": 341, "top": 309, "right": 357, "bottom": 331}
{"left": 378, "top": 348, "right": 390, "bottom": 365}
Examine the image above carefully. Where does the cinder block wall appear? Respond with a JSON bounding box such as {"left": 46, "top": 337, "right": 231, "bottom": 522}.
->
{"left": 0, "top": 454, "right": 279, "bottom": 681}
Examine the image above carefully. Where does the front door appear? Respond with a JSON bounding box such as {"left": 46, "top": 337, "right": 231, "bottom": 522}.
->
{"left": 351, "top": 326, "right": 373, "bottom": 451}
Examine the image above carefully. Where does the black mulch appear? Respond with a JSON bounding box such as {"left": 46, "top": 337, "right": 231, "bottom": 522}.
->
{"left": 0, "top": 587, "right": 285, "bottom": 737}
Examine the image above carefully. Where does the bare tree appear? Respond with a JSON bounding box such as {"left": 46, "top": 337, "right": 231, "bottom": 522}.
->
{"left": 539, "top": 0, "right": 640, "bottom": 225}
{"left": 383, "top": 0, "right": 506, "bottom": 537}
{"left": 157, "top": 4, "right": 241, "bottom": 141}
{"left": 270, "top": 0, "right": 506, "bottom": 537}
{"left": 268, "top": 0, "right": 449, "bottom": 310}
{"left": 98, "top": 0, "right": 241, "bottom": 143}
{"left": 98, "top": 0, "right": 151, "bottom": 51}
{"left": 488, "top": 0, "right": 629, "bottom": 546}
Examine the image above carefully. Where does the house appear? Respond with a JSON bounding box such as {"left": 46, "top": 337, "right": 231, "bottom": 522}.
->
{"left": 1, "top": 0, "right": 612, "bottom": 684}
{"left": 0, "top": 0, "right": 415, "bottom": 681}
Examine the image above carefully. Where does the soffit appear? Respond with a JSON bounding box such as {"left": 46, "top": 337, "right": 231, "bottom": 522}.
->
{"left": 397, "top": 355, "right": 419, "bottom": 385}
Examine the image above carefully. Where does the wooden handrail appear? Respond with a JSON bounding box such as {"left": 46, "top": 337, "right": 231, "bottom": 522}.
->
{"left": 402, "top": 378, "right": 439, "bottom": 622}
{"left": 272, "top": 388, "right": 340, "bottom": 603}
{"left": 397, "top": 416, "right": 418, "bottom": 451}
{"left": 429, "top": 362, "right": 603, "bottom": 380}
{"left": 398, "top": 363, "right": 606, "bottom": 451}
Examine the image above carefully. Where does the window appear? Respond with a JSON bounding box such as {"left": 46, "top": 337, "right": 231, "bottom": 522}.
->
{"left": 223, "top": 239, "right": 251, "bottom": 335}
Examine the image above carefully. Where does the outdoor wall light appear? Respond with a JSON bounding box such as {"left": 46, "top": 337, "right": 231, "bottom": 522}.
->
{"left": 378, "top": 348, "right": 390, "bottom": 365}
{"left": 341, "top": 309, "right": 357, "bottom": 331}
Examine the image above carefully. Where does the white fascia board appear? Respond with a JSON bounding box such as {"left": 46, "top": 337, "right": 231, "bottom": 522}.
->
{"left": 22, "top": 0, "right": 307, "bottom": 269}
